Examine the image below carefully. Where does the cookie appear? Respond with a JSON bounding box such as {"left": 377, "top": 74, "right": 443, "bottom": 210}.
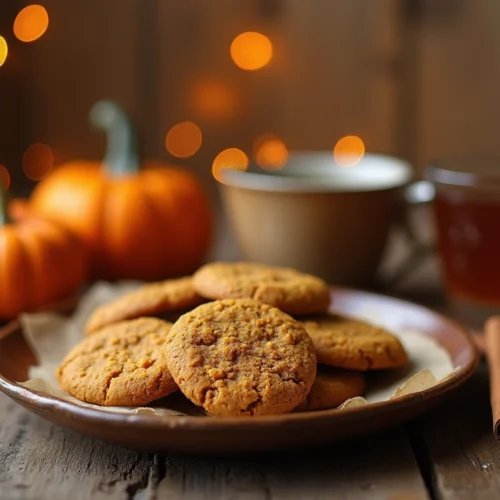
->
{"left": 294, "top": 367, "right": 366, "bottom": 412}
{"left": 192, "top": 261, "right": 330, "bottom": 315}
{"left": 165, "top": 298, "right": 317, "bottom": 416}
{"left": 57, "top": 317, "right": 177, "bottom": 406}
{"left": 85, "top": 277, "right": 204, "bottom": 334}
{"left": 301, "top": 314, "right": 408, "bottom": 370}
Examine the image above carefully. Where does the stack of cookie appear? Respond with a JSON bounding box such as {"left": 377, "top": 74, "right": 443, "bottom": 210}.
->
{"left": 57, "top": 262, "right": 408, "bottom": 416}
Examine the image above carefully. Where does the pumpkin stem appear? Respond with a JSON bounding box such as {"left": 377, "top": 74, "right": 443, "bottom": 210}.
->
{"left": 0, "top": 175, "right": 9, "bottom": 226}
{"left": 89, "top": 100, "right": 140, "bottom": 176}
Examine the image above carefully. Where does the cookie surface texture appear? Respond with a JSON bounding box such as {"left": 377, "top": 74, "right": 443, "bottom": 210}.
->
{"left": 85, "top": 277, "right": 204, "bottom": 334}
{"left": 165, "top": 298, "right": 317, "bottom": 416}
{"left": 294, "top": 367, "right": 366, "bottom": 412}
{"left": 301, "top": 314, "right": 408, "bottom": 370}
{"left": 193, "top": 261, "right": 330, "bottom": 315}
{"left": 58, "top": 318, "right": 177, "bottom": 406}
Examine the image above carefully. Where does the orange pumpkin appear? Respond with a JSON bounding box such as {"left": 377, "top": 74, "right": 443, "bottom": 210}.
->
{"left": 28, "top": 100, "right": 213, "bottom": 280}
{"left": 0, "top": 183, "right": 87, "bottom": 319}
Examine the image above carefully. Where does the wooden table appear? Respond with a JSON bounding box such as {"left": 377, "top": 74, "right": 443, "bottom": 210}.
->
{"left": 1, "top": 209, "right": 498, "bottom": 500}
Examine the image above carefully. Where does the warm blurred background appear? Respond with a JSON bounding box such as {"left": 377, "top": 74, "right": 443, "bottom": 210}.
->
{"left": 2, "top": 0, "right": 500, "bottom": 201}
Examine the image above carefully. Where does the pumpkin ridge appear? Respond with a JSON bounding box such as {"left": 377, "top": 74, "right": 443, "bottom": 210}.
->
{"left": 105, "top": 178, "right": 168, "bottom": 279}
{"left": 90, "top": 177, "right": 111, "bottom": 279}
{"left": 139, "top": 174, "right": 180, "bottom": 275}
{"left": 0, "top": 232, "right": 10, "bottom": 312}
{"left": 140, "top": 169, "right": 213, "bottom": 276}
{"left": 0, "top": 217, "right": 87, "bottom": 319}
{"left": 16, "top": 223, "right": 47, "bottom": 308}
{"left": 3, "top": 227, "right": 34, "bottom": 314}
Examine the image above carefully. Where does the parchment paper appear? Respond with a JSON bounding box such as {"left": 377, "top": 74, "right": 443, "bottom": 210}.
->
{"left": 17, "top": 282, "right": 456, "bottom": 416}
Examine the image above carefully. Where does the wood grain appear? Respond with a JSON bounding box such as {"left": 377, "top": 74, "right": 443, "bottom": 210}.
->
{"left": 0, "top": 2, "right": 31, "bottom": 195}
{"left": 156, "top": 0, "right": 260, "bottom": 202}
{"left": 411, "top": 364, "right": 500, "bottom": 500}
{"left": 0, "top": 388, "right": 429, "bottom": 499}
{"left": 0, "top": 392, "right": 154, "bottom": 500}
{"left": 279, "top": 0, "right": 397, "bottom": 153}
{"left": 420, "top": 0, "right": 500, "bottom": 170}
{"left": 26, "top": 0, "right": 143, "bottom": 166}
{"left": 154, "top": 429, "right": 428, "bottom": 500}
{"left": 5, "top": 0, "right": 500, "bottom": 198}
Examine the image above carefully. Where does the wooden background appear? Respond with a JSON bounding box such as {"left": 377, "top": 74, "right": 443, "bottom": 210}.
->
{"left": 1, "top": 0, "right": 500, "bottom": 199}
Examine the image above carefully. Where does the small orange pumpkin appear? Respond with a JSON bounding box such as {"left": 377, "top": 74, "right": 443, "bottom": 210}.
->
{"left": 28, "top": 100, "right": 213, "bottom": 281}
{"left": 0, "top": 183, "right": 87, "bottom": 319}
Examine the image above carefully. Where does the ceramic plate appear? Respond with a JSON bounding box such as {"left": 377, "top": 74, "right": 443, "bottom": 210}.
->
{"left": 0, "top": 288, "right": 479, "bottom": 454}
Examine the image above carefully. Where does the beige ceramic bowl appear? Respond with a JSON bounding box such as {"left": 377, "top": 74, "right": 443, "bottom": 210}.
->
{"left": 218, "top": 152, "right": 413, "bottom": 287}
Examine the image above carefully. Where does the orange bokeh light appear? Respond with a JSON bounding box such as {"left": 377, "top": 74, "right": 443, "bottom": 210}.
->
{"left": 333, "top": 135, "right": 365, "bottom": 167}
{"left": 23, "top": 143, "right": 54, "bottom": 180}
{"left": 0, "top": 165, "right": 11, "bottom": 190}
{"left": 212, "top": 148, "right": 249, "bottom": 182}
{"left": 254, "top": 134, "right": 288, "bottom": 170}
{"left": 191, "top": 79, "right": 235, "bottom": 120}
{"left": 0, "top": 37, "right": 7, "bottom": 67}
{"left": 14, "top": 4, "right": 49, "bottom": 43}
{"left": 165, "top": 121, "right": 202, "bottom": 159}
{"left": 230, "top": 31, "right": 273, "bottom": 71}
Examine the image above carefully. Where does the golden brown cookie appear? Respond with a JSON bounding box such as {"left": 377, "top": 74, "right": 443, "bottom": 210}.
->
{"left": 192, "top": 261, "right": 330, "bottom": 315}
{"left": 85, "top": 277, "right": 204, "bottom": 334}
{"left": 57, "top": 318, "right": 177, "bottom": 406}
{"left": 294, "top": 367, "right": 366, "bottom": 412}
{"left": 165, "top": 298, "right": 317, "bottom": 416}
{"left": 301, "top": 314, "right": 408, "bottom": 370}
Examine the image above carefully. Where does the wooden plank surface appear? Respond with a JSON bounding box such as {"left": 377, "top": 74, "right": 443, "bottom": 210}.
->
{"left": 26, "top": 0, "right": 143, "bottom": 166}
{"left": 0, "top": 391, "right": 428, "bottom": 500}
{"left": 0, "top": 2, "right": 31, "bottom": 194}
{"left": 0, "top": 393, "right": 154, "bottom": 500}
{"left": 411, "top": 363, "right": 500, "bottom": 500}
{"left": 155, "top": 430, "right": 428, "bottom": 500}
{"left": 419, "top": 0, "right": 500, "bottom": 170}
{"left": 279, "top": 0, "right": 397, "bottom": 153}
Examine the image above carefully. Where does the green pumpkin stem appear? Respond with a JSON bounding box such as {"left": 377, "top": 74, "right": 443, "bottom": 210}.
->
{"left": 0, "top": 176, "right": 9, "bottom": 226}
{"left": 89, "top": 100, "right": 140, "bottom": 176}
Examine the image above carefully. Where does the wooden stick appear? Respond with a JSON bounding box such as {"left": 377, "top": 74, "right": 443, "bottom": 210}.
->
{"left": 484, "top": 317, "right": 500, "bottom": 440}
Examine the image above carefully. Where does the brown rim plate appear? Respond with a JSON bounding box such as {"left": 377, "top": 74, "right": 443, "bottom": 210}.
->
{"left": 0, "top": 287, "right": 479, "bottom": 454}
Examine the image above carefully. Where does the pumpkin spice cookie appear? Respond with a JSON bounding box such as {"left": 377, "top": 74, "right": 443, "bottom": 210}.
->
{"left": 294, "top": 367, "right": 366, "bottom": 412}
{"left": 165, "top": 298, "right": 317, "bottom": 416}
{"left": 301, "top": 314, "right": 408, "bottom": 371}
{"left": 85, "top": 277, "right": 204, "bottom": 334}
{"left": 58, "top": 318, "right": 177, "bottom": 406}
{"left": 192, "top": 262, "right": 330, "bottom": 315}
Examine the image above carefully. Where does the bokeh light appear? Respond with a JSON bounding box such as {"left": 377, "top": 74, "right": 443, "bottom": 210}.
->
{"left": 8, "top": 198, "right": 31, "bottom": 221}
{"left": 14, "top": 5, "right": 49, "bottom": 43}
{"left": 254, "top": 134, "right": 288, "bottom": 170}
{"left": 230, "top": 32, "right": 273, "bottom": 71}
{"left": 191, "top": 79, "right": 235, "bottom": 120}
{"left": 0, "top": 165, "right": 11, "bottom": 190}
{"left": 165, "top": 121, "right": 202, "bottom": 158}
{"left": 212, "top": 148, "right": 249, "bottom": 182}
{"left": 0, "top": 37, "right": 7, "bottom": 67}
{"left": 23, "top": 143, "right": 54, "bottom": 180}
{"left": 333, "top": 135, "right": 365, "bottom": 167}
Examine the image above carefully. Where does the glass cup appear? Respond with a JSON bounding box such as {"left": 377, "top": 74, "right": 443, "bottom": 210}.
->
{"left": 426, "top": 160, "right": 500, "bottom": 328}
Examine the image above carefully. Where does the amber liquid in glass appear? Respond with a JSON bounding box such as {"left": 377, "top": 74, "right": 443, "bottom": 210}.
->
{"left": 434, "top": 189, "right": 500, "bottom": 307}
